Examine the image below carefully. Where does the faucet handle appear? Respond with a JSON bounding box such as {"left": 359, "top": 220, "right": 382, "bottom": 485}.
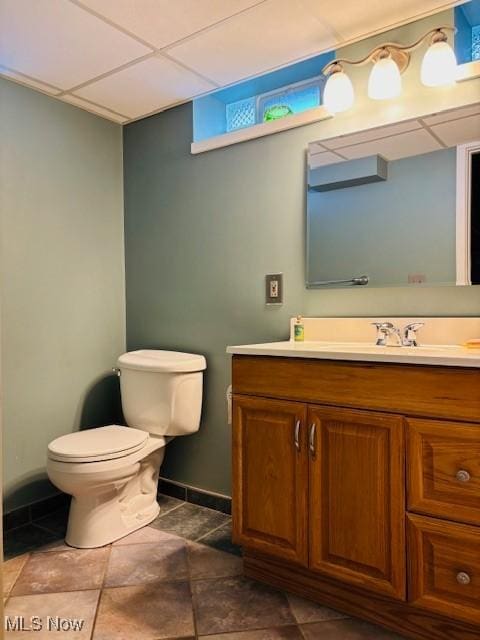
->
{"left": 371, "top": 322, "right": 394, "bottom": 346}
{"left": 403, "top": 322, "right": 424, "bottom": 347}
{"left": 371, "top": 321, "right": 394, "bottom": 330}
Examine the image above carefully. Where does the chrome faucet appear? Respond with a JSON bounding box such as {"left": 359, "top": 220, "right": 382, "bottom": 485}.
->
{"left": 371, "top": 322, "right": 424, "bottom": 347}
{"left": 402, "top": 322, "right": 424, "bottom": 347}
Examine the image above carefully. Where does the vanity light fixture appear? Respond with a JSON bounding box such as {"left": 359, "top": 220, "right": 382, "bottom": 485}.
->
{"left": 322, "top": 62, "right": 355, "bottom": 113}
{"left": 322, "top": 27, "right": 456, "bottom": 113}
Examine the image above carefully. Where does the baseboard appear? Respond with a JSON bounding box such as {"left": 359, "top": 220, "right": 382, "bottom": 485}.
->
{"left": 158, "top": 477, "right": 232, "bottom": 515}
{"left": 3, "top": 493, "right": 70, "bottom": 532}
{"left": 3, "top": 479, "right": 231, "bottom": 533}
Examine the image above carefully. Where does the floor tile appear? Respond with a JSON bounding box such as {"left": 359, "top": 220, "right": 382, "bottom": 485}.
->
{"left": 5, "top": 589, "right": 100, "bottom": 639}
{"left": 199, "top": 521, "right": 241, "bottom": 556}
{"left": 192, "top": 575, "right": 295, "bottom": 635}
{"left": 93, "top": 581, "right": 194, "bottom": 640}
{"left": 3, "top": 525, "right": 60, "bottom": 560}
{"left": 113, "top": 524, "right": 182, "bottom": 546}
{"left": 32, "top": 538, "right": 72, "bottom": 554}
{"left": 12, "top": 547, "right": 109, "bottom": 596}
{"left": 286, "top": 593, "right": 349, "bottom": 624}
{"left": 3, "top": 554, "right": 29, "bottom": 595}
{"left": 188, "top": 542, "right": 243, "bottom": 580}
{"left": 33, "top": 507, "right": 69, "bottom": 536}
{"left": 199, "top": 627, "right": 303, "bottom": 640}
{"left": 105, "top": 539, "right": 188, "bottom": 587}
{"left": 301, "top": 618, "right": 407, "bottom": 639}
{"left": 151, "top": 502, "right": 229, "bottom": 541}
{"left": 158, "top": 493, "right": 185, "bottom": 514}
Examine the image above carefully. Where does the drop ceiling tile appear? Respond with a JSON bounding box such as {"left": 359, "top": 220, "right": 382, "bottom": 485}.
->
{"left": 321, "top": 120, "right": 422, "bottom": 150}
{"left": 77, "top": 0, "right": 263, "bottom": 49}
{"left": 74, "top": 56, "right": 216, "bottom": 118}
{"left": 305, "top": 0, "right": 455, "bottom": 41}
{"left": 166, "top": 0, "right": 337, "bottom": 86}
{"left": 0, "top": 0, "right": 151, "bottom": 90}
{"left": 431, "top": 114, "right": 480, "bottom": 147}
{"left": 423, "top": 103, "right": 480, "bottom": 126}
{"left": 0, "top": 67, "right": 60, "bottom": 95}
{"left": 61, "top": 95, "right": 128, "bottom": 123}
{"left": 339, "top": 129, "right": 443, "bottom": 161}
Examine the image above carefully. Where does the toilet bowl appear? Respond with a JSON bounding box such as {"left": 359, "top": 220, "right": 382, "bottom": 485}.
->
{"left": 47, "top": 350, "right": 206, "bottom": 548}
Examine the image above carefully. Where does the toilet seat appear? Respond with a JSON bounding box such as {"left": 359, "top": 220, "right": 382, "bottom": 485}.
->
{"left": 47, "top": 425, "right": 148, "bottom": 463}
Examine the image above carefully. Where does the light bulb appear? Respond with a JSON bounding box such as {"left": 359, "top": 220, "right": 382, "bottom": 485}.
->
{"left": 323, "top": 68, "right": 355, "bottom": 114}
{"left": 421, "top": 39, "right": 457, "bottom": 87}
{"left": 368, "top": 56, "right": 402, "bottom": 100}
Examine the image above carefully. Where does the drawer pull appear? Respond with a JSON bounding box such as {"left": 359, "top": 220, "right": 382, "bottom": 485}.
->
{"left": 456, "top": 469, "right": 471, "bottom": 483}
{"left": 456, "top": 571, "right": 471, "bottom": 585}
{"left": 294, "top": 420, "right": 301, "bottom": 452}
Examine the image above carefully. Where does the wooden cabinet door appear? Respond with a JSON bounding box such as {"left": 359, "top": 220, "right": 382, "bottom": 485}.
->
{"left": 308, "top": 405, "right": 406, "bottom": 599}
{"left": 232, "top": 395, "right": 308, "bottom": 565}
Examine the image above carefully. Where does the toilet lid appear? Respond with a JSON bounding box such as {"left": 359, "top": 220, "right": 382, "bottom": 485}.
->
{"left": 48, "top": 425, "right": 148, "bottom": 463}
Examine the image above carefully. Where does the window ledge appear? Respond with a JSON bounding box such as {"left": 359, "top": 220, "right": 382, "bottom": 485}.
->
{"left": 191, "top": 106, "right": 332, "bottom": 155}
{"left": 457, "top": 60, "right": 480, "bottom": 82}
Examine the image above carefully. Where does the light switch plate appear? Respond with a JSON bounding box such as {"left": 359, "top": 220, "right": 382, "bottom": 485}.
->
{"left": 265, "top": 273, "right": 283, "bottom": 305}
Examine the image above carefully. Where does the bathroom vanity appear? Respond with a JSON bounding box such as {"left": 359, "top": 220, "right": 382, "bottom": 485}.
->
{"left": 228, "top": 318, "right": 480, "bottom": 640}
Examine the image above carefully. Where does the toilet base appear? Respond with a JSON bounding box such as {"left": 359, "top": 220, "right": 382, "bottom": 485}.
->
{"left": 59, "top": 447, "right": 165, "bottom": 548}
{"left": 65, "top": 498, "right": 160, "bottom": 548}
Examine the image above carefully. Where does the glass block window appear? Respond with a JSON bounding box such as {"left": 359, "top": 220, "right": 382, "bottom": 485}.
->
{"left": 257, "top": 78, "right": 321, "bottom": 123}
{"left": 226, "top": 97, "right": 256, "bottom": 132}
{"left": 473, "top": 25, "right": 480, "bottom": 60}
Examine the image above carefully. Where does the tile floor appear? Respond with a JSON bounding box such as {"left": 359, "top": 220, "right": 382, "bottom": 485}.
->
{"left": 4, "top": 495, "right": 406, "bottom": 639}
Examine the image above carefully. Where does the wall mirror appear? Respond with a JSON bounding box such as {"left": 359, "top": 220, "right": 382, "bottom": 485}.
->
{"left": 306, "top": 103, "right": 480, "bottom": 288}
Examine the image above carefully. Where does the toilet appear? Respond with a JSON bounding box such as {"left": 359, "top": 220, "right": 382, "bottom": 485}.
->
{"left": 47, "top": 349, "right": 206, "bottom": 548}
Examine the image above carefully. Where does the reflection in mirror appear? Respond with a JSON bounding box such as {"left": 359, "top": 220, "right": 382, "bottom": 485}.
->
{"left": 306, "top": 103, "right": 480, "bottom": 288}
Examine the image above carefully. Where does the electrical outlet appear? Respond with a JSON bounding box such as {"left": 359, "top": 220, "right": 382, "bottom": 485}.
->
{"left": 265, "top": 274, "right": 283, "bottom": 305}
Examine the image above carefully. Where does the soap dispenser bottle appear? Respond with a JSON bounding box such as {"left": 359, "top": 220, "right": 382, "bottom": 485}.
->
{"left": 294, "top": 316, "right": 304, "bottom": 342}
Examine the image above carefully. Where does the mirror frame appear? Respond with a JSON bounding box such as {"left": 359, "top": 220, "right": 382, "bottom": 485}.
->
{"left": 456, "top": 139, "right": 480, "bottom": 285}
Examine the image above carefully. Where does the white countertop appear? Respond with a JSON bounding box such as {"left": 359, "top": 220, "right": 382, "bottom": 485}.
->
{"left": 226, "top": 340, "right": 480, "bottom": 368}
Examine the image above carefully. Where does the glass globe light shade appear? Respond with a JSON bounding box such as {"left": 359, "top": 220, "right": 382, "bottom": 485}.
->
{"left": 421, "top": 39, "right": 457, "bottom": 87}
{"left": 368, "top": 56, "right": 402, "bottom": 100}
{"left": 323, "top": 69, "right": 355, "bottom": 114}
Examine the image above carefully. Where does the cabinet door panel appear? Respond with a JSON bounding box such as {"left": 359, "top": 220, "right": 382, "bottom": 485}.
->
{"left": 309, "top": 406, "right": 406, "bottom": 599}
{"left": 232, "top": 395, "right": 308, "bottom": 565}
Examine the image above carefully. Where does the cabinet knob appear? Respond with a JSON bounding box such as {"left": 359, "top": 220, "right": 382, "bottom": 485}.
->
{"left": 456, "top": 469, "right": 471, "bottom": 483}
{"left": 456, "top": 571, "right": 471, "bottom": 585}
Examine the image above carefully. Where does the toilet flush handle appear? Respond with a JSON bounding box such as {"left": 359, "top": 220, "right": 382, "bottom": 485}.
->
{"left": 112, "top": 367, "right": 121, "bottom": 377}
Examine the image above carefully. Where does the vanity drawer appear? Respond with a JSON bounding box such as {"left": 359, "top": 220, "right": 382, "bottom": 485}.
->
{"left": 407, "top": 514, "right": 480, "bottom": 625}
{"left": 407, "top": 418, "right": 480, "bottom": 526}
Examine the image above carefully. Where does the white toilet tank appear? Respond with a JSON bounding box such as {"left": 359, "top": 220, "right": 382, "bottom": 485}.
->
{"left": 117, "top": 350, "right": 206, "bottom": 436}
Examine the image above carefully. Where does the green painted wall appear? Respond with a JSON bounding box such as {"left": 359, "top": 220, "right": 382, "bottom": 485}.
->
{"left": 0, "top": 79, "right": 126, "bottom": 512}
{"left": 124, "top": 11, "right": 480, "bottom": 498}
{"left": 123, "top": 104, "right": 480, "bottom": 497}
